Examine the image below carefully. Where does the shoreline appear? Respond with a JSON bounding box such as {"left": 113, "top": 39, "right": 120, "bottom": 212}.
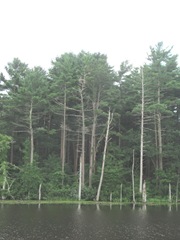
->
{"left": 0, "top": 200, "right": 179, "bottom": 205}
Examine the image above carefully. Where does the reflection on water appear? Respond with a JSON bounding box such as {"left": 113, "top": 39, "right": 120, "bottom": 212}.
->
{"left": 0, "top": 203, "right": 180, "bottom": 240}
{"left": 132, "top": 203, "right": 135, "bottom": 210}
{"left": 77, "top": 203, "right": 81, "bottom": 211}
{"left": 96, "top": 203, "right": 100, "bottom": 211}
{"left": 142, "top": 203, "right": 147, "bottom": 211}
{"left": 168, "top": 203, "right": 172, "bottom": 212}
{"left": 176, "top": 203, "right": 178, "bottom": 211}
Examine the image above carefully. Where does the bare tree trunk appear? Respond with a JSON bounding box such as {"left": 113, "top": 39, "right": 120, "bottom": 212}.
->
{"left": 81, "top": 90, "right": 85, "bottom": 188}
{"left": 89, "top": 115, "right": 96, "bottom": 187}
{"left": 2, "top": 176, "right": 6, "bottom": 200}
{"left": 140, "top": 67, "right": 144, "bottom": 193}
{"left": 157, "top": 112, "right": 163, "bottom": 170}
{"left": 1, "top": 162, "right": 7, "bottom": 200}
{"left": 154, "top": 113, "right": 159, "bottom": 170}
{"left": 61, "top": 85, "right": 66, "bottom": 185}
{"left": 142, "top": 180, "right": 147, "bottom": 203}
{"left": 89, "top": 102, "right": 98, "bottom": 187}
{"left": 38, "top": 183, "right": 42, "bottom": 201}
{"left": 78, "top": 155, "right": 82, "bottom": 201}
{"left": 169, "top": 183, "right": 172, "bottom": 203}
{"left": 157, "top": 81, "right": 163, "bottom": 170}
{"left": 96, "top": 109, "right": 113, "bottom": 201}
{"left": 120, "top": 183, "right": 123, "bottom": 203}
{"left": 29, "top": 100, "right": 34, "bottom": 164}
{"left": 110, "top": 192, "right": 112, "bottom": 202}
{"left": 176, "top": 177, "right": 179, "bottom": 203}
{"left": 132, "top": 149, "right": 136, "bottom": 203}
{"left": 79, "top": 77, "right": 86, "bottom": 188}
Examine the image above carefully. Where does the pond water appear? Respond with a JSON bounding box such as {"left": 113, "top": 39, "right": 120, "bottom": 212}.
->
{"left": 0, "top": 204, "right": 180, "bottom": 240}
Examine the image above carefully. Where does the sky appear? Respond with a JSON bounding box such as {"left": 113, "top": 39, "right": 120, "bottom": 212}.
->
{"left": 0, "top": 0, "right": 180, "bottom": 73}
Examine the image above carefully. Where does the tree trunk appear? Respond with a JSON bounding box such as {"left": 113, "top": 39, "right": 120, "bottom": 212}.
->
{"left": 157, "top": 80, "right": 163, "bottom": 170}
{"left": 110, "top": 192, "right": 112, "bottom": 202}
{"left": 142, "top": 180, "right": 147, "bottom": 203}
{"left": 157, "top": 112, "right": 163, "bottom": 170}
{"left": 29, "top": 100, "right": 34, "bottom": 164}
{"left": 120, "top": 183, "right": 123, "bottom": 203}
{"left": 89, "top": 102, "right": 98, "bottom": 187}
{"left": 79, "top": 77, "right": 86, "bottom": 188}
{"left": 1, "top": 162, "right": 8, "bottom": 200}
{"left": 61, "top": 85, "right": 66, "bottom": 185}
{"left": 132, "top": 149, "right": 136, "bottom": 203}
{"left": 38, "top": 183, "right": 42, "bottom": 201}
{"left": 139, "top": 67, "right": 144, "bottom": 193}
{"left": 74, "top": 132, "right": 80, "bottom": 174}
{"left": 154, "top": 112, "right": 159, "bottom": 170}
{"left": 169, "top": 183, "right": 172, "bottom": 203}
{"left": 78, "top": 155, "right": 82, "bottom": 201}
{"left": 96, "top": 109, "right": 113, "bottom": 201}
{"left": 176, "top": 177, "right": 179, "bottom": 203}
{"left": 2, "top": 175, "right": 6, "bottom": 200}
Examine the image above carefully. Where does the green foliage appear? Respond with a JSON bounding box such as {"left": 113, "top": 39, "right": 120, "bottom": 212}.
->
{"left": 0, "top": 161, "right": 18, "bottom": 199}
{"left": 12, "top": 163, "right": 43, "bottom": 200}
{"left": 81, "top": 187, "right": 96, "bottom": 201}
{"left": 0, "top": 134, "right": 12, "bottom": 163}
{"left": 41, "top": 155, "right": 78, "bottom": 199}
{"left": 0, "top": 44, "right": 180, "bottom": 201}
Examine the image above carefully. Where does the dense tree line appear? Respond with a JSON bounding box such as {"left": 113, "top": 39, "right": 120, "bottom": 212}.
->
{"left": 0, "top": 42, "right": 180, "bottom": 201}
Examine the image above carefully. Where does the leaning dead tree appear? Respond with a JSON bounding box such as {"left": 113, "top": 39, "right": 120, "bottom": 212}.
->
{"left": 96, "top": 109, "right": 113, "bottom": 202}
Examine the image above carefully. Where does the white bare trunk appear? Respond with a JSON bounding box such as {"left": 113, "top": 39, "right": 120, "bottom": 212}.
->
{"left": 120, "top": 183, "right": 123, "bottom": 203}
{"left": 142, "top": 180, "right": 147, "bottom": 203}
{"left": 132, "top": 149, "right": 136, "bottom": 203}
{"left": 89, "top": 93, "right": 100, "bottom": 187}
{"left": 1, "top": 162, "right": 7, "bottom": 200}
{"left": 78, "top": 155, "right": 82, "bottom": 201}
{"left": 96, "top": 109, "right": 113, "bottom": 201}
{"left": 89, "top": 103, "right": 97, "bottom": 187}
{"left": 154, "top": 113, "right": 159, "bottom": 170}
{"left": 157, "top": 112, "right": 163, "bottom": 170}
{"left": 157, "top": 81, "right": 163, "bottom": 170}
{"left": 169, "top": 183, "right": 172, "bottom": 203}
{"left": 110, "top": 192, "right": 112, "bottom": 202}
{"left": 61, "top": 85, "right": 66, "bottom": 185}
{"left": 140, "top": 67, "right": 144, "bottom": 193}
{"left": 2, "top": 177, "right": 6, "bottom": 200}
{"left": 79, "top": 77, "right": 85, "bottom": 188}
{"left": 38, "top": 183, "right": 42, "bottom": 201}
{"left": 81, "top": 99, "right": 85, "bottom": 188}
{"left": 30, "top": 100, "right": 34, "bottom": 164}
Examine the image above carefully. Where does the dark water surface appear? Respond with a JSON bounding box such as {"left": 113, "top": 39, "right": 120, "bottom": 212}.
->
{"left": 0, "top": 204, "right": 180, "bottom": 240}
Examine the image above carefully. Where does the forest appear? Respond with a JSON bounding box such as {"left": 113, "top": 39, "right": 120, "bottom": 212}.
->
{"left": 0, "top": 42, "right": 180, "bottom": 202}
